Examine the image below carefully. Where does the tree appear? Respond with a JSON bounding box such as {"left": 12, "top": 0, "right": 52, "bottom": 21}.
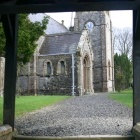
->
{"left": 0, "top": 14, "right": 49, "bottom": 65}
{"left": 114, "top": 53, "right": 132, "bottom": 91}
{"left": 113, "top": 27, "right": 132, "bottom": 59}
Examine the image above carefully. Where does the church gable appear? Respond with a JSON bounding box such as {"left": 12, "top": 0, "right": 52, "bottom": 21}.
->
{"left": 76, "top": 29, "right": 94, "bottom": 95}
{"left": 29, "top": 13, "right": 69, "bottom": 35}
{"left": 77, "top": 29, "right": 93, "bottom": 59}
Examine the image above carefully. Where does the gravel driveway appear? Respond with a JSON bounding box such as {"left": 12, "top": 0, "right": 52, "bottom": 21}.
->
{"left": 15, "top": 93, "right": 133, "bottom": 136}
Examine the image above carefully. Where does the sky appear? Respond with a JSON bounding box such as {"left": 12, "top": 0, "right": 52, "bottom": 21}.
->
{"left": 47, "top": 10, "right": 132, "bottom": 29}
{"left": 110, "top": 10, "right": 132, "bottom": 28}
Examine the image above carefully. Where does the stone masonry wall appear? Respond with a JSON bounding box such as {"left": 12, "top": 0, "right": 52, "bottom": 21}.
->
{"left": 74, "top": 11, "right": 114, "bottom": 92}
{"left": 17, "top": 54, "right": 37, "bottom": 95}
{"left": 17, "top": 54, "right": 77, "bottom": 95}
{"left": 100, "top": 12, "right": 108, "bottom": 92}
{"left": 74, "top": 11, "right": 104, "bottom": 92}
{"left": 37, "top": 54, "right": 78, "bottom": 95}
{"left": 104, "top": 12, "right": 114, "bottom": 91}
{"left": 0, "top": 125, "right": 12, "bottom": 140}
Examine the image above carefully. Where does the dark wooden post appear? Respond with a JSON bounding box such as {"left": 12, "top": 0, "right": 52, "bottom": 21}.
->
{"left": 1, "top": 14, "right": 18, "bottom": 130}
{"left": 131, "top": 10, "right": 140, "bottom": 140}
{"left": 133, "top": 10, "right": 140, "bottom": 126}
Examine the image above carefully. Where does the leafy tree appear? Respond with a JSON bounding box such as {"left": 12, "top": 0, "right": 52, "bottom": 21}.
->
{"left": 113, "top": 27, "right": 133, "bottom": 92}
{"left": 0, "top": 14, "right": 49, "bottom": 65}
{"left": 114, "top": 53, "right": 132, "bottom": 92}
{"left": 115, "top": 66, "right": 125, "bottom": 92}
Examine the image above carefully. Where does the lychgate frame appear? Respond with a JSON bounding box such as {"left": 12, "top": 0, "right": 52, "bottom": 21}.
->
{"left": 0, "top": 0, "right": 140, "bottom": 140}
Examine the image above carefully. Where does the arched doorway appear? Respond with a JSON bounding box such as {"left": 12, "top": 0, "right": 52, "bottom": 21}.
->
{"left": 83, "top": 55, "right": 90, "bottom": 94}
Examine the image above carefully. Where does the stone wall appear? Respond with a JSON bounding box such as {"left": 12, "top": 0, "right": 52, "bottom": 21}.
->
{"left": 17, "top": 55, "right": 37, "bottom": 95}
{"left": 0, "top": 125, "right": 12, "bottom": 140}
{"left": 74, "top": 11, "right": 114, "bottom": 92}
{"left": 18, "top": 54, "right": 78, "bottom": 95}
{"left": 74, "top": 11, "right": 104, "bottom": 92}
{"left": 104, "top": 11, "right": 114, "bottom": 92}
{"left": 37, "top": 54, "right": 78, "bottom": 95}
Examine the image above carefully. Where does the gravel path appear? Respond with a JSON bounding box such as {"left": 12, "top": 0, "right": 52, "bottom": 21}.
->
{"left": 15, "top": 93, "right": 133, "bottom": 136}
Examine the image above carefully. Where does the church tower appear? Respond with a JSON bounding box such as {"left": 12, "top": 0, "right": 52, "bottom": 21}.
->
{"left": 74, "top": 11, "right": 114, "bottom": 92}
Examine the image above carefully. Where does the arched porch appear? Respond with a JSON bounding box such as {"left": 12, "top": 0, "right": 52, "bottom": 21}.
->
{"left": 83, "top": 55, "right": 93, "bottom": 94}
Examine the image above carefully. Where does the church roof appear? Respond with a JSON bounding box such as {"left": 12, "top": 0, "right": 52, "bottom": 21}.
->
{"left": 29, "top": 13, "right": 69, "bottom": 35}
{"left": 46, "top": 17, "right": 69, "bottom": 34}
{"left": 39, "top": 32, "right": 81, "bottom": 55}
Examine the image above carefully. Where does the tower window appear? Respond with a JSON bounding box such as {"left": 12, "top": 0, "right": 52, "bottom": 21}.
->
{"left": 85, "top": 21, "right": 94, "bottom": 32}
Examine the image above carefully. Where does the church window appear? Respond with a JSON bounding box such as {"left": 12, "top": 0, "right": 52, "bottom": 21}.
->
{"left": 43, "top": 60, "right": 53, "bottom": 76}
{"left": 85, "top": 21, "right": 94, "bottom": 32}
{"left": 57, "top": 60, "right": 66, "bottom": 75}
{"left": 47, "top": 62, "right": 51, "bottom": 75}
{"left": 60, "top": 61, "right": 65, "bottom": 74}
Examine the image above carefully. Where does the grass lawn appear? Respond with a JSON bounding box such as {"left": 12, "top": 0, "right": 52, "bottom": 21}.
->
{"left": 109, "top": 89, "right": 133, "bottom": 108}
{"left": 0, "top": 95, "right": 71, "bottom": 124}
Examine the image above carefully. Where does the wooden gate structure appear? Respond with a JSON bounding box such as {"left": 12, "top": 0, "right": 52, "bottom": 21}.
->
{"left": 0, "top": 0, "right": 140, "bottom": 140}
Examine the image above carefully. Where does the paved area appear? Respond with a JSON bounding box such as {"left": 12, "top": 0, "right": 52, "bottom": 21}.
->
{"left": 15, "top": 93, "right": 133, "bottom": 136}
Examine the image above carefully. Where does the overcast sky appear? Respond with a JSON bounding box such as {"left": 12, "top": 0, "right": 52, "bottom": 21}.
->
{"left": 47, "top": 10, "right": 132, "bottom": 29}
{"left": 110, "top": 10, "right": 132, "bottom": 28}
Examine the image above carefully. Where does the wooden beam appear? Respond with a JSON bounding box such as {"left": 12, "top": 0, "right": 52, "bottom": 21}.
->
{"left": 0, "top": 0, "right": 17, "bottom": 4}
{"left": 0, "top": 1, "right": 139, "bottom": 14}
{"left": 1, "top": 14, "right": 18, "bottom": 130}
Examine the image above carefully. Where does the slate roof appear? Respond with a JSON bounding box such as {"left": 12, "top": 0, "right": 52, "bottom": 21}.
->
{"left": 29, "top": 13, "right": 69, "bottom": 35}
{"left": 39, "top": 32, "right": 81, "bottom": 55}
{"left": 46, "top": 17, "right": 69, "bottom": 34}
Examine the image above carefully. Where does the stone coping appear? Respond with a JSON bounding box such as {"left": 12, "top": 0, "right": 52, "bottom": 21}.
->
{"left": 0, "top": 124, "right": 12, "bottom": 137}
{"left": 12, "top": 134, "right": 134, "bottom": 140}
{"left": 132, "top": 122, "right": 140, "bottom": 137}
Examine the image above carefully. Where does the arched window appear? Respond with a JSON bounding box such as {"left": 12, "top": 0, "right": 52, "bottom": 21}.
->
{"left": 60, "top": 61, "right": 65, "bottom": 74}
{"left": 57, "top": 60, "right": 66, "bottom": 75}
{"left": 47, "top": 62, "right": 51, "bottom": 75}
{"left": 84, "top": 21, "right": 94, "bottom": 32}
{"left": 43, "top": 60, "right": 53, "bottom": 76}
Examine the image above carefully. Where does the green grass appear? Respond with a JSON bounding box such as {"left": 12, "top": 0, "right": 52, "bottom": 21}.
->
{"left": 109, "top": 90, "right": 133, "bottom": 108}
{"left": 0, "top": 95, "right": 71, "bottom": 124}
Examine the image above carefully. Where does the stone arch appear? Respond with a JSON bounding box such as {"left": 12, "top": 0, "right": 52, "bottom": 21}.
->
{"left": 43, "top": 60, "right": 53, "bottom": 76}
{"left": 84, "top": 20, "right": 95, "bottom": 32}
{"left": 57, "top": 59, "right": 67, "bottom": 75}
{"left": 83, "top": 54, "right": 93, "bottom": 94}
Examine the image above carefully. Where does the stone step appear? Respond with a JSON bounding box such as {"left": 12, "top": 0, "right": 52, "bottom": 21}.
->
{"left": 12, "top": 135, "right": 135, "bottom": 140}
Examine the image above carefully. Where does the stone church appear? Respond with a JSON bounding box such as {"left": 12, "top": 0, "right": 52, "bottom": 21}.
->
{"left": 0, "top": 11, "right": 114, "bottom": 96}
